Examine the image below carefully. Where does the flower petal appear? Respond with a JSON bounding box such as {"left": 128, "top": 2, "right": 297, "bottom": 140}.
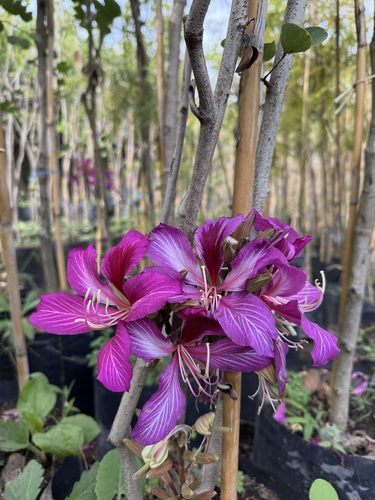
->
{"left": 96, "top": 324, "right": 133, "bottom": 392}
{"left": 131, "top": 356, "right": 186, "bottom": 445}
{"left": 188, "top": 338, "right": 273, "bottom": 372}
{"left": 286, "top": 281, "right": 323, "bottom": 312}
{"left": 300, "top": 316, "right": 340, "bottom": 366}
{"left": 30, "top": 293, "right": 95, "bottom": 334}
{"left": 194, "top": 215, "right": 244, "bottom": 286}
{"left": 222, "top": 241, "right": 287, "bottom": 292}
{"left": 147, "top": 224, "right": 202, "bottom": 285}
{"left": 214, "top": 293, "right": 277, "bottom": 357}
{"left": 67, "top": 245, "right": 117, "bottom": 304}
{"left": 127, "top": 319, "right": 175, "bottom": 360}
{"left": 274, "top": 338, "right": 289, "bottom": 396}
{"left": 263, "top": 264, "right": 306, "bottom": 298}
{"left": 125, "top": 271, "right": 183, "bottom": 321}
{"left": 101, "top": 230, "right": 148, "bottom": 292}
{"left": 181, "top": 317, "right": 225, "bottom": 344}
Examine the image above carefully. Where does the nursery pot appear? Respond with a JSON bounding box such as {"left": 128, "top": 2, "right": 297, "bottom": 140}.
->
{"left": 253, "top": 406, "right": 375, "bottom": 500}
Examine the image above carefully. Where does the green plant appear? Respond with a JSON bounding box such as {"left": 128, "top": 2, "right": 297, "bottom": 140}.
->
{"left": 309, "top": 478, "right": 339, "bottom": 500}
{"left": 318, "top": 424, "right": 346, "bottom": 454}
{"left": 0, "top": 372, "right": 100, "bottom": 459}
{"left": 3, "top": 459, "right": 44, "bottom": 500}
{"left": 67, "top": 449, "right": 126, "bottom": 500}
{"left": 0, "top": 275, "right": 41, "bottom": 345}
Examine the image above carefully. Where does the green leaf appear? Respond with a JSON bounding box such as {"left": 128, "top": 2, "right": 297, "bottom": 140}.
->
{"left": 0, "top": 21, "right": 4, "bottom": 33}
{"left": 309, "top": 478, "right": 339, "bottom": 500}
{"left": 33, "top": 423, "right": 84, "bottom": 457}
{"left": 95, "top": 449, "right": 126, "bottom": 500}
{"left": 280, "top": 23, "right": 311, "bottom": 54}
{"left": 22, "top": 290, "right": 41, "bottom": 315}
{"left": 18, "top": 372, "right": 57, "bottom": 420}
{"left": 20, "top": 408, "right": 44, "bottom": 435}
{"left": 66, "top": 461, "right": 100, "bottom": 500}
{"left": 305, "top": 27, "right": 328, "bottom": 47}
{"left": 7, "top": 35, "right": 30, "bottom": 50}
{"left": 56, "top": 61, "right": 71, "bottom": 74}
{"left": 22, "top": 318, "right": 35, "bottom": 341}
{"left": 3, "top": 459, "right": 44, "bottom": 500}
{"left": 0, "top": 420, "right": 30, "bottom": 452}
{"left": 60, "top": 415, "right": 100, "bottom": 445}
{"left": 263, "top": 41, "right": 276, "bottom": 62}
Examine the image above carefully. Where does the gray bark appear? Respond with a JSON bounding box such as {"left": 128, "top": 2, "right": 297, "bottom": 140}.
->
{"left": 253, "top": 0, "right": 309, "bottom": 213}
{"left": 161, "top": 54, "right": 191, "bottom": 223}
{"left": 330, "top": 17, "right": 375, "bottom": 430}
{"left": 163, "top": 0, "right": 187, "bottom": 193}
{"left": 176, "top": 0, "right": 248, "bottom": 240}
{"left": 109, "top": 359, "right": 150, "bottom": 500}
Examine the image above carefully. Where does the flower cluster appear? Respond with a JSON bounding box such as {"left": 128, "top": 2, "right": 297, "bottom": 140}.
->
{"left": 30, "top": 211, "right": 340, "bottom": 445}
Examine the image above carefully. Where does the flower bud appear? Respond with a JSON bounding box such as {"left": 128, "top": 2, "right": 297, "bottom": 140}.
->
{"left": 182, "top": 450, "right": 197, "bottom": 463}
{"left": 181, "top": 483, "right": 195, "bottom": 499}
{"left": 194, "top": 412, "right": 215, "bottom": 435}
{"left": 142, "top": 441, "right": 169, "bottom": 469}
{"left": 195, "top": 452, "right": 219, "bottom": 465}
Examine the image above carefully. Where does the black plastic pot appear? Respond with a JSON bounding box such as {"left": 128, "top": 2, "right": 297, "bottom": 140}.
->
{"left": 253, "top": 406, "right": 375, "bottom": 500}
{"left": 51, "top": 456, "right": 83, "bottom": 500}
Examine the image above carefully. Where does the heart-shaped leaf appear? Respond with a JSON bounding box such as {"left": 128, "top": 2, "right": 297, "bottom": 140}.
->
{"left": 280, "top": 23, "right": 311, "bottom": 54}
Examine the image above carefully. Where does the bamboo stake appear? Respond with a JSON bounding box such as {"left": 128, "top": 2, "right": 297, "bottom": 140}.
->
{"left": 0, "top": 113, "right": 29, "bottom": 389}
{"left": 47, "top": 0, "right": 68, "bottom": 291}
{"left": 221, "top": 2, "right": 266, "bottom": 498}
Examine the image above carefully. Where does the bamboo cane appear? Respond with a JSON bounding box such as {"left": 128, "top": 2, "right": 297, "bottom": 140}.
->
{"left": 221, "top": 2, "right": 265, "bottom": 497}
{"left": 0, "top": 113, "right": 29, "bottom": 389}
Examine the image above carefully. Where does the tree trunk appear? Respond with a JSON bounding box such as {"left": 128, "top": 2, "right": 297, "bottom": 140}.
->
{"left": 36, "top": 0, "right": 59, "bottom": 292}
{"left": 330, "top": 6, "right": 375, "bottom": 429}
{"left": 331, "top": 0, "right": 367, "bottom": 394}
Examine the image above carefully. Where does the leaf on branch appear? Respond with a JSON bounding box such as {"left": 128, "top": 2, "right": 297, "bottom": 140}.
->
{"left": 263, "top": 41, "right": 276, "bottom": 62}
{"left": 280, "top": 23, "right": 311, "bottom": 54}
{"left": 305, "top": 27, "right": 328, "bottom": 47}
{"left": 7, "top": 36, "right": 30, "bottom": 50}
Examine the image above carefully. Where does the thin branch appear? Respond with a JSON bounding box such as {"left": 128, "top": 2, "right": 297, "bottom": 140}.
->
{"left": 177, "top": 0, "right": 248, "bottom": 240}
{"left": 253, "top": 0, "right": 309, "bottom": 214}
{"left": 161, "top": 54, "right": 192, "bottom": 223}
{"left": 108, "top": 359, "right": 150, "bottom": 500}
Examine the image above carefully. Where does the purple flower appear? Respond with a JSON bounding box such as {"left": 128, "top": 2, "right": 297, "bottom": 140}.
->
{"left": 30, "top": 230, "right": 182, "bottom": 392}
{"left": 259, "top": 266, "right": 340, "bottom": 366}
{"left": 273, "top": 401, "right": 287, "bottom": 424}
{"left": 252, "top": 210, "right": 312, "bottom": 261}
{"left": 119, "top": 317, "right": 272, "bottom": 445}
{"left": 147, "top": 216, "right": 285, "bottom": 357}
{"left": 351, "top": 372, "right": 369, "bottom": 395}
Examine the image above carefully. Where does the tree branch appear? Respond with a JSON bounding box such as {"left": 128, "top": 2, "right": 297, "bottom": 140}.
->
{"left": 253, "top": 0, "right": 309, "bottom": 213}
{"left": 177, "top": 0, "right": 248, "bottom": 240}
{"left": 109, "top": 359, "right": 150, "bottom": 500}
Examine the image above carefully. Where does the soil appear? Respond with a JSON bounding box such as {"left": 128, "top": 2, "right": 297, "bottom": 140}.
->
{"left": 238, "top": 475, "right": 279, "bottom": 500}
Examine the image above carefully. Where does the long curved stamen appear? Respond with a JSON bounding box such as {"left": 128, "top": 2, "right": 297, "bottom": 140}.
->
{"left": 177, "top": 346, "right": 218, "bottom": 400}
{"left": 79, "top": 286, "right": 131, "bottom": 329}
